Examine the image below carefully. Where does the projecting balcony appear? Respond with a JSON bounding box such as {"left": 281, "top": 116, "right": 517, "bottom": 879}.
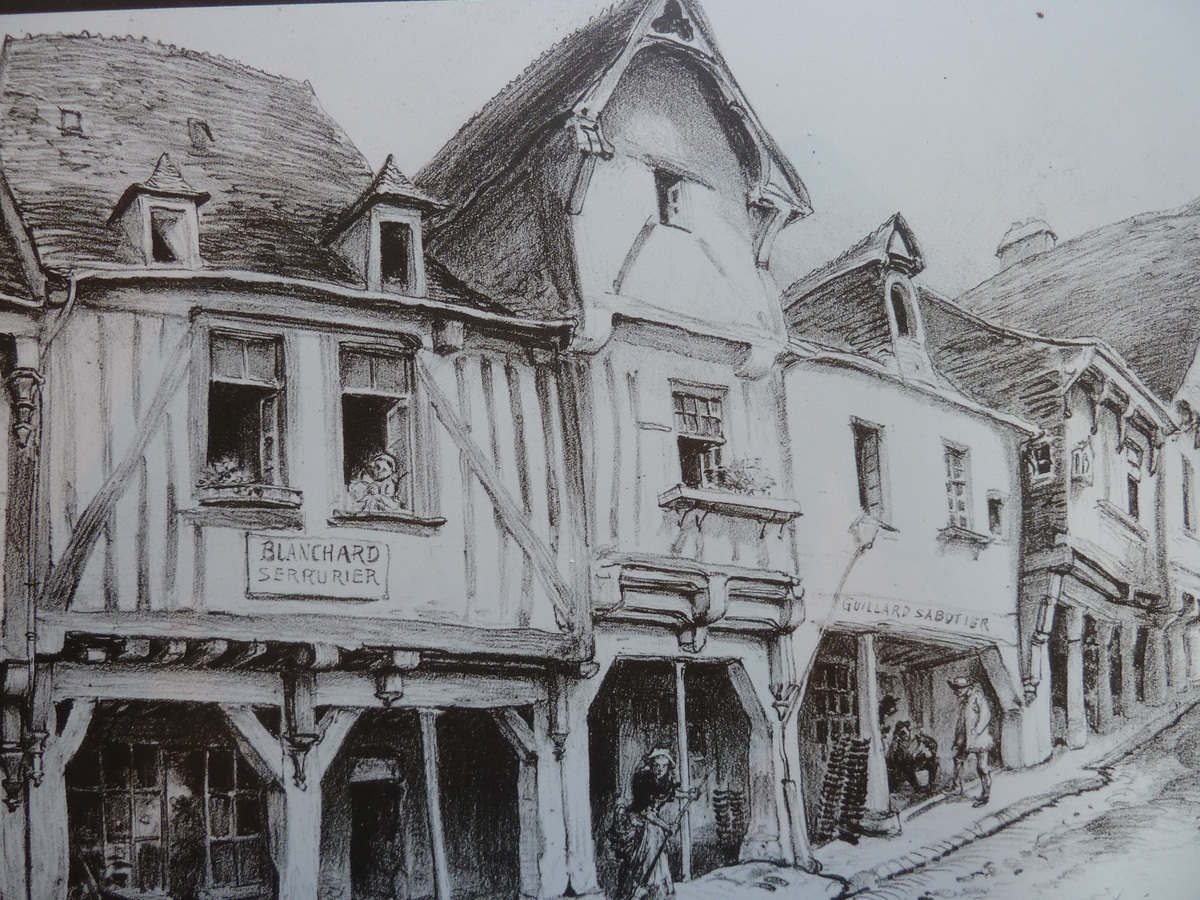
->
{"left": 657, "top": 484, "right": 802, "bottom": 526}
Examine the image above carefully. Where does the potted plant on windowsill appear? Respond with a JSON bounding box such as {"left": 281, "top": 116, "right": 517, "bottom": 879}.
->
{"left": 196, "top": 457, "right": 303, "bottom": 508}
{"left": 658, "top": 458, "right": 801, "bottom": 524}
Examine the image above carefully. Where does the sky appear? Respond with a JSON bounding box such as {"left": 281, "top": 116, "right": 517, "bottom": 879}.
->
{"left": 2, "top": 0, "right": 1198, "bottom": 296}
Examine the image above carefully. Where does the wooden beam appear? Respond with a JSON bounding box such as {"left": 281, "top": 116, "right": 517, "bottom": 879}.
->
{"left": 315, "top": 670, "right": 545, "bottom": 710}
{"left": 39, "top": 610, "right": 589, "bottom": 662}
{"left": 419, "top": 709, "right": 452, "bottom": 900}
{"left": 415, "top": 357, "right": 575, "bottom": 631}
{"left": 53, "top": 662, "right": 283, "bottom": 705}
{"left": 221, "top": 705, "right": 286, "bottom": 785}
{"left": 674, "top": 660, "right": 692, "bottom": 882}
{"left": 491, "top": 708, "right": 537, "bottom": 763}
{"left": 43, "top": 326, "right": 194, "bottom": 611}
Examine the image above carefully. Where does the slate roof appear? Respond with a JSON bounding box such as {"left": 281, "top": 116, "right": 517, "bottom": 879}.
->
{"left": 782, "top": 213, "right": 922, "bottom": 308}
{"left": 415, "top": 0, "right": 808, "bottom": 219}
{"left": 956, "top": 196, "right": 1200, "bottom": 401}
{"left": 0, "top": 33, "right": 508, "bottom": 314}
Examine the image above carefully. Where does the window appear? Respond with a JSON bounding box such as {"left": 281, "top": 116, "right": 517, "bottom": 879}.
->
{"left": 341, "top": 348, "right": 414, "bottom": 513}
{"left": 149, "top": 206, "right": 188, "bottom": 264}
{"left": 1125, "top": 442, "right": 1144, "bottom": 521}
{"left": 851, "top": 420, "right": 885, "bottom": 518}
{"left": 1027, "top": 441, "right": 1054, "bottom": 479}
{"left": 1184, "top": 457, "right": 1195, "bottom": 531}
{"left": 59, "top": 108, "right": 83, "bottom": 135}
{"left": 673, "top": 388, "right": 725, "bottom": 489}
{"left": 889, "top": 285, "right": 912, "bottom": 336}
{"left": 379, "top": 221, "right": 413, "bottom": 289}
{"left": 987, "top": 494, "right": 1004, "bottom": 536}
{"left": 206, "top": 333, "right": 284, "bottom": 486}
{"left": 655, "top": 169, "right": 687, "bottom": 228}
{"left": 944, "top": 444, "right": 972, "bottom": 529}
{"left": 67, "top": 741, "right": 269, "bottom": 897}
{"left": 188, "top": 117, "right": 213, "bottom": 151}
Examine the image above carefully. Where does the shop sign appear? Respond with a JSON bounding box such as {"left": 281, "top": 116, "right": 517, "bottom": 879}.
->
{"left": 838, "top": 597, "right": 992, "bottom": 634}
{"left": 246, "top": 534, "right": 389, "bottom": 600}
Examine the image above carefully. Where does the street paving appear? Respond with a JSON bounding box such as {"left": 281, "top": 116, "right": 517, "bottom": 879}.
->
{"left": 848, "top": 701, "right": 1200, "bottom": 900}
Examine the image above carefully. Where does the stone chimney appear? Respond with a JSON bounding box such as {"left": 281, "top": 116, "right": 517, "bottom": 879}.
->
{"left": 996, "top": 219, "right": 1057, "bottom": 271}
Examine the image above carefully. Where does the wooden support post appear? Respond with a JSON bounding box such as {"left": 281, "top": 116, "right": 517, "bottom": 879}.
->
{"left": 223, "top": 705, "right": 359, "bottom": 900}
{"left": 420, "top": 709, "right": 452, "bottom": 900}
{"left": 1095, "top": 622, "right": 1116, "bottom": 733}
{"left": 1119, "top": 623, "right": 1138, "bottom": 717}
{"left": 1063, "top": 607, "right": 1088, "bottom": 749}
{"left": 28, "top": 697, "right": 94, "bottom": 900}
{"left": 674, "top": 660, "right": 692, "bottom": 883}
{"left": 492, "top": 709, "right": 541, "bottom": 899}
{"left": 533, "top": 701, "right": 568, "bottom": 897}
{"left": 1144, "top": 628, "right": 1168, "bottom": 706}
{"left": 856, "top": 634, "right": 890, "bottom": 812}
{"left": 551, "top": 674, "right": 599, "bottom": 896}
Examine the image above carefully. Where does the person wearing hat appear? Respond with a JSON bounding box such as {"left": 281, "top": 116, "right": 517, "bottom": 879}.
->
{"left": 948, "top": 675, "right": 994, "bottom": 807}
{"left": 611, "top": 749, "right": 681, "bottom": 900}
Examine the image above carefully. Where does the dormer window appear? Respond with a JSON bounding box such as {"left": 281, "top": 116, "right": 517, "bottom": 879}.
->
{"left": 379, "top": 221, "right": 414, "bottom": 290}
{"left": 109, "top": 153, "right": 208, "bottom": 269}
{"left": 328, "top": 155, "right": 447, "bottom": 297}
{"left": 889, "top": 284, "right": 912, "bottom": 336}
{"left": 188, "top": 117, "right": 213, "bottom": 151}
{"left": 149, "top": 206, "right": 187, "bottom": 263}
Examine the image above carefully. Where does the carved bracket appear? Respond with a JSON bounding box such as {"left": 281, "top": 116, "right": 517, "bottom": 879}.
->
{"left": 6, "top": 367, "right": 43, "bottom": 449}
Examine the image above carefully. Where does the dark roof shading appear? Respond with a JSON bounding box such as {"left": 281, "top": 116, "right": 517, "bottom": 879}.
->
{"left": 957, "top": 197, "right": 1200, "bottom": 400}
{"left": 783, "top": 214, "right": 922, "bottom": 307}
{"left": 0, "top": 33, "right": 506, "bottom": 313}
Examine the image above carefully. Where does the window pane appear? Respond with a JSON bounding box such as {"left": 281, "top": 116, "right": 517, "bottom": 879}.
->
{"left": 133, "top": 793, "right": 162, "bottom": 839}
{"left": 209, "top": 750, "right": 235, "bottom": 793}
{"left": 105, "top": 795, "right": 132, "bottom": 840}
{"left": 372, "top": 354, "right": 409, "bottom": 395}
{"left": 136, "top": 841, "right": 164, "bottom": 892}
{"left": 235, "top": 795, "right": 263, "bottom": 836}
{"left": 212, "top": 840, "right": 237, "bottom": 886}
{"left": 379, "top": 221, "right": 412, "bottom": 286}
{"left": 209, "top": 794, "right": 232, "bottom": 838}
{"left": 72, "top": 793, "right": 104, "bottom": 845}
{"left": 238, "top": 839, "right": 268, "bottom": 886}
{"left": 68, "top": 748, "right": 102, "bottom": 789}
{"left": 211, "top": 334, "right": 246, "bottom": 381}
{"left": 132, "top": 745, "right": 160, "bottom": 790}
{"left": 104, "top": 745, "right": 132, "bottom": 788}
{"left": 340, "top": 350, "right": 373, "bottom": 391}
{"left": 244, "top": 338, "right": 279, "bottom": 385}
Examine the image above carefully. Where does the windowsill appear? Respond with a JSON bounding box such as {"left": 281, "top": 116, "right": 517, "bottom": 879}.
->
{"left": 197, "top": 483, "right": 303, "bottom": 509}
{"left": 1096, "top": 499, "right": 1149, "bottom": 542}
{"left": 937, "top": 524, "right": 993, "bottom": 548}
{"left": 658, "top": 484, "right": 801, "bottom": 524}
{"left": 329, "top": 510, "right": 447, "bottom": 532}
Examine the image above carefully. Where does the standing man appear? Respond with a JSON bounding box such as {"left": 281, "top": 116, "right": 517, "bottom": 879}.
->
{"left": 611, "top": 749, "right": 680, "bottom": 900}
{"left": 948, "top": 675, "right": 993, "bottom": 807}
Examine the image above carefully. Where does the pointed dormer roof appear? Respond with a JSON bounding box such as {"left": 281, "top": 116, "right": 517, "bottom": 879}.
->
{"left": 330, "top": 154, "right": 448, "bottom": 239}
{"left": 109, "top": 153, "right": 210, "bottom": 222}
{"left": 417, "top": 0, "right": 809, "bottom": 221}
{"left": 783, "top": 213, "right": 924, "bottom": 307}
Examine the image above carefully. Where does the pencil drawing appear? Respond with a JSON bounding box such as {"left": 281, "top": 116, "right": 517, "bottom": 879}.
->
{"left": 0, "top": 1, "right": 1196, "bottom": 898}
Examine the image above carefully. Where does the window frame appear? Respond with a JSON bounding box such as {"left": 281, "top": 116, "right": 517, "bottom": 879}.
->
{"left": 1026, "top": 440, "right": 1055, "bottom": 481}
{"left": 369, "top": 209, "right": 426, "bottom": 296}
{"left": 337, "top": 344, "right": 417, "bottom": 514}
{"left": 943, "top": 441, "right": 973, "bottom": 531}
{"left": 986, "top": 490, "right": 1007, "bottom": 539}
{"left": 850, "top": 417, "right": 888, "bottom": 522}
{"left": 654, "top": 168, "right": 690, "bottom": 230}
{"left": 671, "top": 382, "right": 727, "bottom": 491}
{"left": 1123, "top": 439, "right": 1145, "bottom": 522}
{"left": 194, "top": 324, "right": 299, "bottom": 509}
{"left": 142, "top": 197, "right": 200, "bottom": 268}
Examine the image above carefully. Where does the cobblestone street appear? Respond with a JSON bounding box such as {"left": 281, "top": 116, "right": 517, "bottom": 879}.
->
{"left": 849, "top": 702, "right": 1200, "bottom": 900}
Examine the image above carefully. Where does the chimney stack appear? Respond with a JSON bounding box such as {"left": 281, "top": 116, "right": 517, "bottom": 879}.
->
{"left": 996, "top": 219, "right": 1056, "bottom": 271}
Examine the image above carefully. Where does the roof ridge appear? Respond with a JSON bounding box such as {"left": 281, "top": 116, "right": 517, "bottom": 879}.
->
{"left": 6, "top": 31, "right": 299, "bottom": 88}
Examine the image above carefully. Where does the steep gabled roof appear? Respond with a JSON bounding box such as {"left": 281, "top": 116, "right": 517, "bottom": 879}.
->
{"left": 782, "top": 213, "right": 922, "bottom": 308}
{"left": 416, "top": 0, "right": 809, "bottom": 220}
{"left": 0, "top": 33, "right": 371, "bottom": 283}
{"left": 0, "top": 33, "right": 507, "bottom": 314}
{"left": 957, "top": 196, "right": 1200, "bottom": 401}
